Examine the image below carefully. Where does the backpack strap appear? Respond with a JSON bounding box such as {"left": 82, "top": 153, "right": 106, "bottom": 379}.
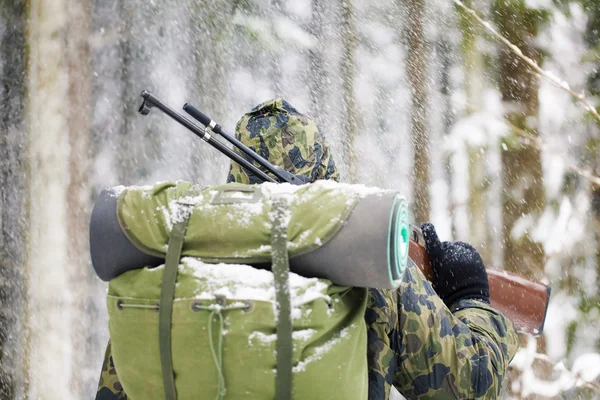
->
{"left": 159, "top": 188, "right": 292, "bottom": 400}
{"left": 159, "top": 187, "right": 200, "bottom": 400}
{"left": 271, "top": 196, "right": 293, "bottom": 400}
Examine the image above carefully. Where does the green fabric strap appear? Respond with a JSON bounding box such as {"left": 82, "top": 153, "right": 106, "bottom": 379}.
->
{"left": 270, "top": 196, "right": 293, "bottom": 400}
{"left": 159, "top": 191, "right": 198, "bottom": 400}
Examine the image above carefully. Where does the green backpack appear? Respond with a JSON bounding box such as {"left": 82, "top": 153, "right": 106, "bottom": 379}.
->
{"left": 106, "top": 181, "right": 374, "bottom": 399}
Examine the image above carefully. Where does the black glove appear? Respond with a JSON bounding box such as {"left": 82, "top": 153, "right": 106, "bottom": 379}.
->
{"left": 420, "top": 222, "right": 490, "bottom": 307}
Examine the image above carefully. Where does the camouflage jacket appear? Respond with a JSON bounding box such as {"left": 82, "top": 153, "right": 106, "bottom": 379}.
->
{"left": 366, "top": 263, "right": 519, "bottom": 399}
{"left": 95, "top": 98, "right": 519, "bottom": 399}
{"left": 230, "top": 98, "right": 518, "bottom": 398}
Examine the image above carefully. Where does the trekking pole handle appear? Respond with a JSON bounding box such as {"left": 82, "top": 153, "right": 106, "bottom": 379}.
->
{"left": 138, "top": 90, "right": 277, "bottom": 183}
{"left": 182, "top": 104, "right": 213, "bottom": 128}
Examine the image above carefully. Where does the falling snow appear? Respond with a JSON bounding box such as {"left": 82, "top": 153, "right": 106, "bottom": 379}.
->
{"left": 2, "top": 0, "right": 600, "bottom": 399}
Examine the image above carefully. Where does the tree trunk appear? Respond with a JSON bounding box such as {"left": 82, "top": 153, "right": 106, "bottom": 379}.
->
{"left": 25, "top": 0, "right": 74, "bottom": 398}
{"left": 115, "top": 0, "right": 166, "bottom": 185}
{"left": 26, "top": 0, "right": 97, "bottom": 396}
{"left": 593, "top": 184, "right": 600, "bottom": 295}
{"left": 437, "top": 37, "right": 456, "bottom": 238}
{"left": 117, "top": 0, "right": 139, "bottom": 184}
{"left": 459, "top": 0, "right": 491, "bottom": 262}
{"left": 493, "top": 0, "right": 545, "bottom": 279}
{"left": 583, "top": 1, "right": 600, "bottom": 338}
{"left": 493, "top": 1, "right": 548, "bottom": 395}
{"left": 192, "top": 0, "right": 230, "bottom": 124}
{"left": 270, "top": 0, "right": 284, "bottom": 96}
{"left": 340, "top": 0, "right": 359, "bottom": 183}
{"left": 66, "top": 0, "right": 97, "bottom": 395}
{"left": 308, "top": 0, "right": 327, "bottom": 125}
{"left": 403, "top": 0, "right": 430, "bottom": 223}
{"left": 0, "top": 1, "right": 27, "bottom": 398}
{"left": 190, "top": 0, "right": 232, "bottom": 184}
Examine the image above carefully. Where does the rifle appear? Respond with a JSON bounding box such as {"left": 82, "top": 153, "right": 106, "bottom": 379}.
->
{"left": 138, "top": 90, "right": 551, "bottom": 336}
{"left": 408, "top": 226, "right": 550, "bottom": 336}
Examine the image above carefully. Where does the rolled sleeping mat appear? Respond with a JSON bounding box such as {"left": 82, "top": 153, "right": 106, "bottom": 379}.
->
{"left": 90, "top": 187, "right": 165, "bottom": 281}
{"left": 90, "top": 180, "right": 410, "bottom": 289}
{"left": 290, "top": 193, "right": 409, "bottom": 288}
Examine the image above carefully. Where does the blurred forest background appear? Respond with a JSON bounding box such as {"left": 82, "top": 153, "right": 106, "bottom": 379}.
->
{"left": 2, "top": 0, "right": 600, "bottom": 398}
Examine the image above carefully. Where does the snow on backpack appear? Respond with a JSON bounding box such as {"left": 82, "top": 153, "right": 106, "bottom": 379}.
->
{"left": 90, "top": 180, "right": 410, "bottom": 399}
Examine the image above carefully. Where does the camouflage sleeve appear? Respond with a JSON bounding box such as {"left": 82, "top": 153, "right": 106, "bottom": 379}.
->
{"left": 392, "top": 264, "right": 519, "bottom": 399}
{"left": 366, "top": 288, "right": 401, "bottom": 400}
{"left": 95, "top": 339, "right": 128, "bottom": 400}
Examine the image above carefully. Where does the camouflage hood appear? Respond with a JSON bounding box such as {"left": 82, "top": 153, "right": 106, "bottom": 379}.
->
{"left": 227, "top": 99, "right": 340, "bottom": 184}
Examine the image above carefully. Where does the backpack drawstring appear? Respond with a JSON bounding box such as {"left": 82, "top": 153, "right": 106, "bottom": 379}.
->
{"left": 193, "top": 298, "right": 248, "bottom": 400}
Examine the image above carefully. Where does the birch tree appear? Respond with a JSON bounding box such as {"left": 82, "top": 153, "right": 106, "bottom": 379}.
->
{"left": 25, "top": 0, "right": 95, "bottom": 397}
{"left": 26, "top": 0, "right": 73, "bottom": 397}
{"left": 65, "top": 0, "right": 98, "bottom": 395}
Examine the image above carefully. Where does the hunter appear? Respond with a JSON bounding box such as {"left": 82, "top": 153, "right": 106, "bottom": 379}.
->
{"left": 96, "top": 99, "right": 518, "bottom": 399}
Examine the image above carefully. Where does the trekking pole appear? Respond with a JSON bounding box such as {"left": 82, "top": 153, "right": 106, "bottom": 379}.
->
{"left": 138, "top": 90, "right": 276, "bottom": 183}
{"left": 182, "top": 103, "right": 310, "bottom": 185}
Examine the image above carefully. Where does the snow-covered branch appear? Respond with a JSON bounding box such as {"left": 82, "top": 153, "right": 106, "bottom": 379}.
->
{"left": 453, "top": 0, "right": 600, "bottom": 125}
{"left": 452, "top": 0, "right": 600, "bottom": 187}
{"left": 510, "top": 337, "right": 600, "bottom": 397}
{"left": 505, "top": 120, "right": 600, "bottom": 186}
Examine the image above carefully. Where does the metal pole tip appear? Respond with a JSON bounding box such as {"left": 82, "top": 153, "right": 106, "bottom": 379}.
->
{"left": 138, "top": 99, "right": 152, "bottom": 115}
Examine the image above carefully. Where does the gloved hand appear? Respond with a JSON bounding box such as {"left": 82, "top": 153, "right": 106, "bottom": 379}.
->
{"left": 420, "top": 222, "right": 490, "bottom": 307}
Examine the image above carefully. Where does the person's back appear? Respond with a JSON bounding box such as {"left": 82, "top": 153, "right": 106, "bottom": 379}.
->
{"left": 228, "top": 99, "right": 519, "bottom": 398}
{"left": 96, "top": 98, "right": 518, "bottom": 400}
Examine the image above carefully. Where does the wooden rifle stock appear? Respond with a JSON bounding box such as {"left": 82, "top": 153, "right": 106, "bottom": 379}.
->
{"left": 408, "top": 240, "right": 551, "bottom": 336}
